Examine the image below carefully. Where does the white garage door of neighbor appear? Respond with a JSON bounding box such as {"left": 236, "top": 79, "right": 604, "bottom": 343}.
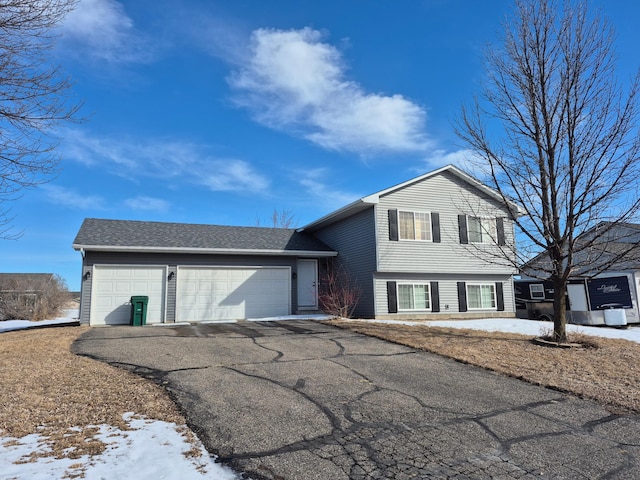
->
{"left": 91, "top": 266, "right": 166, "bottom": 325}
{"left": 177, "top": 267, "right": 291, "bottom": 321}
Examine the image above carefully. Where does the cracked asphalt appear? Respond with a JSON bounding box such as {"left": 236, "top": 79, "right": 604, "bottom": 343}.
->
{"left": 72, "top": 320, "right": 640, "bottom": 479}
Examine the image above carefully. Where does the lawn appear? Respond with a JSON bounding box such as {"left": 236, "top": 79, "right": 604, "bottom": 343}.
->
{"left": 327, "top": 319, "right": 640, "bottom": 414}
{"left": 2, "top": 319, "right": 638, "bottom": 478}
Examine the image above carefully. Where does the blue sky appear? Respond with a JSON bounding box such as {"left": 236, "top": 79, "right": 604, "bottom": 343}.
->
{"left": 3, "top": 0, "right": 639, "bottom": 291}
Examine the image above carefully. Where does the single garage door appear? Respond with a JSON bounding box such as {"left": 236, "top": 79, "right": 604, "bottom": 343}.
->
{"left": 91, "top": 265, "right": 166, "bottom": 325}
{"left": 177, "top": 267, "right": 290, "bottom": 321}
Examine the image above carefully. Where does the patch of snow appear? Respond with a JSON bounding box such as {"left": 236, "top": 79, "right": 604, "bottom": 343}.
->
{"left": 0, "top": 308, "right": 80, "bottom": 333}
{"left": 358, "top": 318, "right": 640, "bottom": 344}
{"left": 0, "top": 413, "right": 241, "bottom": 480}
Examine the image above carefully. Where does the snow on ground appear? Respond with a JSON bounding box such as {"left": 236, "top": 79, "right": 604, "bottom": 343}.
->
{"left": 3, "top": 310, "right": 638, "bottom": 479}
{"left": 0, "top": 308, "right": 80, "bottom": 333}
{"left": 361, "top": 318, "right": 640, "bottom": 344}
{"left": 0, "top": 413, "right": 241, "bottom": 480}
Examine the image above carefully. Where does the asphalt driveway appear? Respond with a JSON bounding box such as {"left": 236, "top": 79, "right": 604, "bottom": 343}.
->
{"left": 73, "top": 320, "right": 640, "bottom": 479}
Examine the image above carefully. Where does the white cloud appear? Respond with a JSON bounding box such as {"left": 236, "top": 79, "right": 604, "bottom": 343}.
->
{"left": 228, "top": 28, "right": 428, "bottom": 155}
{"left": 297, "top": 168, "right": 360, "bottom": 209}
{"left": 62, "top": 130, "right": 270, "bottom": 194}
{"left": 419, "top": 148, "right": 489, "bottom": 177}
{"left": 43, "top": 185, "right": 106, "bottom": 210}
{"left": 123, "top": 196, "right": 170, "bottom": 213}
{"left": 60, "top": 0, "right": 153, "bottom": 63}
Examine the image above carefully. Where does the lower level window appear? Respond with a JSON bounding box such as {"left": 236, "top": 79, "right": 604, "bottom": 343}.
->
{"left": 398, "top": 283, "right": 430, "bottom": 310}
{"left": 467, "top": 284, "right": 496, "bottom": 309}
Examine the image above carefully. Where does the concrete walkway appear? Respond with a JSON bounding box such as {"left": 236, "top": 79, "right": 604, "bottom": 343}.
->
{"left": 73, "top": 320, "right": 640, "bottom": 479}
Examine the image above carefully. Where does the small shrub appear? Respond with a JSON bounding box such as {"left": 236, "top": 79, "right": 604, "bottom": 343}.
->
{"left": 0, "top": 274, "right": 70, "bottom": 321}
{"left": 317, "top": 263, "right": 361, "bottom": 318}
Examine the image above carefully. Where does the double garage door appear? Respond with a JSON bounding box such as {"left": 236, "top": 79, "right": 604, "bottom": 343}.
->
{"left": 90, "top": 265, "right": 290, "bottom": 325}
{"left": 176, "top": 267, "right": 290, "bottom": 321}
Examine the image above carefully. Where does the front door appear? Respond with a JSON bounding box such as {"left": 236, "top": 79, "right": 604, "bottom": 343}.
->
{"left": 297, "top": 259, "right": 318, "bottom": 310}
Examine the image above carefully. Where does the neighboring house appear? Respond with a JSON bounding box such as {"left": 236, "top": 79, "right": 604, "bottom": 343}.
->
{"left": 73, "top": 165, "right": 521, "bottom": 325}
{"left": 0, "top": 273, "right": 57, "bottom": 320}
{"left": 518, "top": 222, "right": 640, "bottom": 325}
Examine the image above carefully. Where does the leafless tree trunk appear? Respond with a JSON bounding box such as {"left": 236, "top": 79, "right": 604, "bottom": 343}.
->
{"left": 455, "top": 0, "right": 640, "bottom": 342}
{"left": 0, "top": 0, "right": 80, "bottom": 237}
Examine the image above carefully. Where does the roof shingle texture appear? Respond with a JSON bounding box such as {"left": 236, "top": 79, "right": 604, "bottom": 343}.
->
{"left": 73, "top": 218, "right": 334, "bottom": 252}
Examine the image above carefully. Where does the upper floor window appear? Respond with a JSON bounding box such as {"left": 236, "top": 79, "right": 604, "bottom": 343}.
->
{"left": 458, "top": 215, "right": 505, "bottom": 246}
{"left": 399, "top": 211, "right": 432, "bottom": 241}
{"left": 468, "top": 216, "right": 496, "bottom": 243}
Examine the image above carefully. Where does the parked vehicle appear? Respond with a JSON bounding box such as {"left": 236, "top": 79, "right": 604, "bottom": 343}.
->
{"left": 514, "top": 274, "right": 638, "bottom": 326}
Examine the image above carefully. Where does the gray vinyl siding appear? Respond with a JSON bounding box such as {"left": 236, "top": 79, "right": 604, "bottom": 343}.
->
{"left": 311, "top": 208, "right": 377, "bottom": 317}
{"left": 375, "top": 273, "right": 515, "bottom": 319}
{"left": 376, "top": 169, "right": 516, "bottom": 275}
{"left": 81, "top": 251, "right": 303, "bottom": 324}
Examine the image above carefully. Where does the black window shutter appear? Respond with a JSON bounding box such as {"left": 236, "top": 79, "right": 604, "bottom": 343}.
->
{"left": 496, "top": 282, "right": 505, "bottom": 311}
{"left": 496, "top": 217, "right": 506, "bottom": 246}
{"left": 431, "top": 213, "right": 441, "bottom": 243}
{"left": 430, "top": 281, "right": 440, "bottom": 312}
{"left": 458, "top": 215, "right": 468, "bottom": 244}
{"left": 457, "top": 282, "right": 467, "bottom": 312}
{"left": 387, "top": 281, "right": 398, "bottom": 313}
{"left": 388, "top": 209, "right": 399, "bottom": 241}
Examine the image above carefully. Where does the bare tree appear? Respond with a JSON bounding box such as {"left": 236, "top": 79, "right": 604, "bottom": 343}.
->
{"left": 455, "top": 0, "right": 640, "bottom": 342}
{"left": 0, "top": 0, "right": 80, "bottom": 237}
{"left": 256, "top": 209, "right": 298, "bottom": 228}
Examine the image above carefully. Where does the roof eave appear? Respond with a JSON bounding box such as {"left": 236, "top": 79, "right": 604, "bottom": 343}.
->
{"left": 299, "top": 198, "right": 377, "bottom": 232}
{"left": 72, "top": 244, "right": 337, "bottom": 257}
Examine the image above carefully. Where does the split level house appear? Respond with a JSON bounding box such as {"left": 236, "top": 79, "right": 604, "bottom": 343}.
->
{"left": 73, "top": 165, "right": 521, "bottom": 326}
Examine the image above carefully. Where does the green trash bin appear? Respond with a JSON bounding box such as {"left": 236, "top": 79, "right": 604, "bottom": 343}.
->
{"left": 130, "top": 296, "right": 149, "bottom": 326}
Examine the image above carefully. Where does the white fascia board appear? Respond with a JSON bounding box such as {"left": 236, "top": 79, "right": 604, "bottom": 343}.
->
{"left": 72, "top": 244, "right": 338, "bottom": 257}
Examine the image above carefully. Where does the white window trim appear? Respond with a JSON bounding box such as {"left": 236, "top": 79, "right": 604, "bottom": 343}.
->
{"left": 466, "top": 283, "right": 497, "bottom": 310}
{"left": 467, "top": 216, "right": 497, "bottom": 244}
{"left": 397, "top": 282, "right": 432, "bottom": 311}
{"left": 398, "top": 210, "right": 433, "bottom": 242}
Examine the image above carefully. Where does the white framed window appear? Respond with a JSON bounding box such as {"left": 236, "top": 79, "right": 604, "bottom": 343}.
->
{"left": 529, "top": 284, "right": 545, "bottom": 299}
{"left": 398, "top": 283, "right": 431, "bottom": 311}
{"left": 399, "top": 211, "right": 432, "bottom": 241}
{"left": 467, "top": 217, "right": 496, "bottom": 244}
{"left": 467, "top": 283, "right": 496, "bottom": 310}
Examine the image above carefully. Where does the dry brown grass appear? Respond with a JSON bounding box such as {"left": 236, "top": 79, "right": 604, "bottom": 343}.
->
{"left": 328, "top": 319, "right": 640, "bottom": 414}
{"left": 0, "top": 326, "right": 184, "bottom": 465}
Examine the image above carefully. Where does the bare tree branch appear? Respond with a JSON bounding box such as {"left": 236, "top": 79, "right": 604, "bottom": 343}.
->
{"left": 454, "top": 0, "right": 640, "bottom": 342}
{"left": 0, "top": 0, "right": 81, "bottom": 237}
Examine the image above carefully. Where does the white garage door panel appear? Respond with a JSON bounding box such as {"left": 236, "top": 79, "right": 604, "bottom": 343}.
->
{"left": 91, "top": 266, "right": 166, "bottom": 325}
{"left": 177, "top": 267, "right": 290, "bottom": 321}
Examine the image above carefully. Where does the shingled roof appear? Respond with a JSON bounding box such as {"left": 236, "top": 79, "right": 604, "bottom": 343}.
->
{"left": 72, "top": 218, "right": 336, "bottom": 256}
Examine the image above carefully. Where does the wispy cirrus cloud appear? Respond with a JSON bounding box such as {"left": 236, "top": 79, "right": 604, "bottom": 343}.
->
{"left": 123, "top": 196, "right": 171, "bottom": 213}
{"left": 418, "top": 148, "right": 489, "bottom": 177}
{"left": 42, "top": 185, "right": 107, "bottom": 210}
{"left": 59, "top": 0, "right": 155, "bottom": 63}
{"left": 62, "top": 129, "right": 270, "bottom": 193}
{"left": 228, "top": 28, "right": 429, "bottom": 156}
{"left": 296, "top": 168, "right": 361, "bottom": 209}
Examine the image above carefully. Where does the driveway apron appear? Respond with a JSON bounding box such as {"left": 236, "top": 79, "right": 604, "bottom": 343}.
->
{"left": 72, "top": 321, "right": 640, "bottom": 479}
